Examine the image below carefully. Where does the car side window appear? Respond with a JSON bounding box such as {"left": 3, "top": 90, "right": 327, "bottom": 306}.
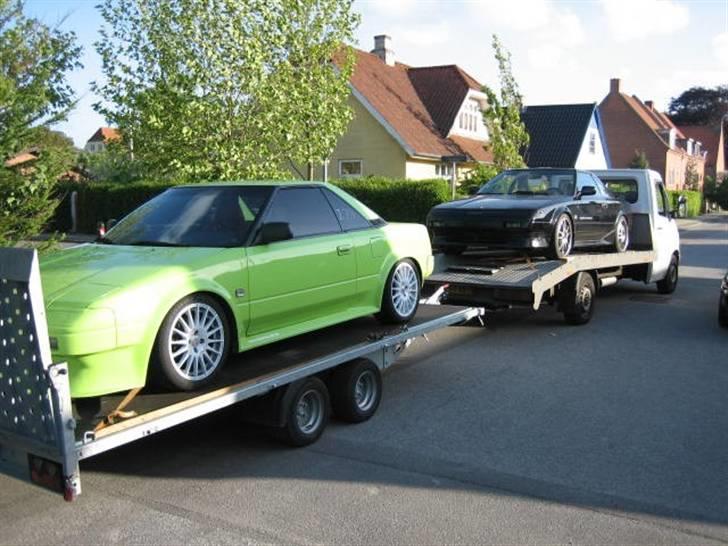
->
{"left": 655, "top": 182, "right": 669, "bottom": 216}
{"left": 589, "top": 174, "right": 609, "bottom": 196}
{"left": 264, "top": 187, "right": 342, "bottom": 238}
{"left": 322, "top": 189, "right": 372, "bottom": 231}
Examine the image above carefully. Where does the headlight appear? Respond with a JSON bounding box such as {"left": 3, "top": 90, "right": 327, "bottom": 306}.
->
{"left": 532, "top": 208, "right": 553, "bottom": 221}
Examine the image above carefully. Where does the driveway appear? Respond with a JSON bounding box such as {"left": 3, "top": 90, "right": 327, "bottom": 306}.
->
{"left": 2, "top": 214, "right": 728, "bottom": 544}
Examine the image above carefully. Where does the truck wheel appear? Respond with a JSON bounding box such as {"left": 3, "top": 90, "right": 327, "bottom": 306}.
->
{"left": 656, "top": 255, "right": 678, "bottom": 294}
{"left": 559, "top": 272, "right": 595, "bottom": 325}
{"left": 377, "top": 259, "right": 420, "bottom": 324}
{"left": 614, "top": 215, "right": 629, "bottom": 252}
{"left": 329, "top": 359, "right": 382, "bottom": 423}
{"left": 153, "top": 294, "right": 231, "bottom": 391}
{"left": 278, "top": 377, "right": 330, "bottom": 447}
{"left": 719, "top": 294, "right": 728, "bottom": 328}
{"left": 549, "top": 213, "right": 573, "bottom": 259}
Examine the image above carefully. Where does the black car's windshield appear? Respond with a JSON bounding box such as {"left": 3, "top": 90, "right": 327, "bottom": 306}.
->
{"left": 477, "top": 170, "right": 576, "bottom": 196}
{"left": 104, "top": 186, "right": 273, "bottom": 247}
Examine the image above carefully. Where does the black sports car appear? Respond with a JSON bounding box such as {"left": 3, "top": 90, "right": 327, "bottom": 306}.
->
{"left": 427, "top": 168, "right": 630, "bottom": 258}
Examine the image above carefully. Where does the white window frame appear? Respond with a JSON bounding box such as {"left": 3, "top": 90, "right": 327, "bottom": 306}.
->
{"left": 338, "top": 159, "right": 363, "bottom": 178}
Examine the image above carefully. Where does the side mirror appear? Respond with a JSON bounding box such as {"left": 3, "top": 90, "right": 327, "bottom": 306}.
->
{"left": 468, "top": 186, "right": 480, "bottom": 196}
{"left": 670, "top": 209, "right": 679, "bottom": 219}
{"left": 259, "top": 222, "right": 293, "bottom": 244}
{"left": 107, "top": 218, "right": 118, "bottom": 230}
{"left": 576, "top": 186, "right": 597, "bottom": 199}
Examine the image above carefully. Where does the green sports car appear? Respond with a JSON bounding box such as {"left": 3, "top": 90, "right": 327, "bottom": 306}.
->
{"left": 41, "top": 182, "right": 433, "bottom": 399}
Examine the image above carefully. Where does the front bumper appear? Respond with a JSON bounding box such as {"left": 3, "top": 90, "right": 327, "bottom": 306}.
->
{"left": 429, "top": 222, "right": 553, "bottom": 251}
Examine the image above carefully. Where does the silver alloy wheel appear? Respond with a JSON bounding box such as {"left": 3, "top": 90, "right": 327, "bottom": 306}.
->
{"left": 354, "top": 370, "right": 378, "bottom": 412}
{"left": 616, "top": 216, "right": 629, "bottom": 251}
{"left": 295, "top": 389, "right": 324, "bottom": 434}
{"left": 391, "top": 261, "right": 419, "bottom": 317}
{"left": 555, "top": 215, "right": 573, "bottom": 257}
{"left": 167, "top": 302, "right": 225, "bottom": 381}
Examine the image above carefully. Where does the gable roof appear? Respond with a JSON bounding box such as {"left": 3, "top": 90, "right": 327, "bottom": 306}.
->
{"left": 347, "top": 48, "right": 491, "bottom": 162}
{"left": 620, "top": 95, "right": 685, "bottom": 140}
{"left": 521, "top": 103, "right": 597, "bottom": 167}
{"left": 87, "top": 127, "right": 120, "bottom": 143}
{"left": 677, "top": 123, "right": 724, "bottom": 169}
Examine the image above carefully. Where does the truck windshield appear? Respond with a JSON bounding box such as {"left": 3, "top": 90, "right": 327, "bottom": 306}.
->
{"left": 477, "top": 170, "right": 576, "bottom": 196}
{"left": 103, "top": 186, "right": 273, "bottom": 247}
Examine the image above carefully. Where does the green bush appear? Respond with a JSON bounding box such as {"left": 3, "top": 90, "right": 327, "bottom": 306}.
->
{"left": 667, "top": 190, "right": 703, "bottom": 217}
{"left": 332, "top": 178, "right": 451, "bottom": 223}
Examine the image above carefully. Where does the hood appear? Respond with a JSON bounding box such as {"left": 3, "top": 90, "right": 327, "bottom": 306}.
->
{"left": 432, "top": 194, "right": 571, "bottom": 212}
{"left": 40, "top": 244, "right": 228, "bottom": 307}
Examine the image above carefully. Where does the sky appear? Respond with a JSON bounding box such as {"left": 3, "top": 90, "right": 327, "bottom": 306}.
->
{"left": 25, "top": 0, "right": 728, "bottom": 148}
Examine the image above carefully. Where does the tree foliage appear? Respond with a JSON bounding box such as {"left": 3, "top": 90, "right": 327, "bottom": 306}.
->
{"left": 481, "top": 35, "right": 529, "bottom": 171}
{"left": 668, "top": 86, "right": 728, "bottom": 126}
{"left": 683, "top": 158, "right": 700, "bottom": 191}
{"left": 94, "top": 0, "right": 360, "bottom": 182}
{"left": 629, "top": 149, "right": 650, "bottom": 169}
{"left": 0, "top": 0, "right": 82, "bottom": 246}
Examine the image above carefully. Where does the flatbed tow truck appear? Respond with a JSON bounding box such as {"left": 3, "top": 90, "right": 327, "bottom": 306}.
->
{"left": 0, "top": 170, "right": 679, "bottom": 501}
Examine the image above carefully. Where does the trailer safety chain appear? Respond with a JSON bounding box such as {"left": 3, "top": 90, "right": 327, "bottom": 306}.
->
{"left": 93, "top": 387, "right": 142, "bottom": 432}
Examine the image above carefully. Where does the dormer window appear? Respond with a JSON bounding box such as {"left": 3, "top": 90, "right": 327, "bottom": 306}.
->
{"left": 457, "top": 98, "right": 485, "bottom": 136}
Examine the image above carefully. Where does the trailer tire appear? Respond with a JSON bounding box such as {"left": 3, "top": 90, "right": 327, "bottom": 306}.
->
{"left": 378, "top": 259, "right": 420, "bottom": 324}
{"left": 656, "top": 255, "right": 678, "bottom": 294}
{"left": 559, "top": 272, "right": 595, "bottom": 325}
{"left": 329, "top": 360, "right": 382, "bottom": 423}
{"left": 278, "top": 377, "right": 330, "bottom": 447}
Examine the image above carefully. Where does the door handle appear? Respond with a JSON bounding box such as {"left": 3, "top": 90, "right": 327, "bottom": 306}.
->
{"left": 337, "top": 244, "right": 352, "bottom": 255}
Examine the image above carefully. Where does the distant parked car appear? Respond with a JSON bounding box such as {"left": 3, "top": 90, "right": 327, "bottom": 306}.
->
{"left": 40, "top": 182, "right": 433, "bottom": 399}
{"left": 426, "top": 168, "right": 630, "bottom": 259}
{"left": 720, "top": 270, "right": 728, "bottom": 328}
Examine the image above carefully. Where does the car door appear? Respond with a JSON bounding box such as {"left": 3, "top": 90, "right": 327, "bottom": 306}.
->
{"left": 572, "top": 172, "right": 601, "bottom": 242}
{"left": 246, "top": 187, "right": 356, "bottom": 337}
{"left": 649, "top": 177, "right": 677, "bottom": 281}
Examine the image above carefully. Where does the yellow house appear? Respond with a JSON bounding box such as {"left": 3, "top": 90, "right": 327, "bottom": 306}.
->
{"left": 309, "top": 36, "right": 492, "bottom": 181}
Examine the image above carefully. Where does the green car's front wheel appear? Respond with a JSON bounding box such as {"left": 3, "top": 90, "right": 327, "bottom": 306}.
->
{"left": 153, "top": 294, "right": 231, "bottom": 391}
{"left": 378, "top": 259, "right": 420, "bottom": 324}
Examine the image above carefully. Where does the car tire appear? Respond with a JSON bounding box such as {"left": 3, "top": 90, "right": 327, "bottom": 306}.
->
{"left": 278, "top": 377, "right": 330, "bottom": 447}
{"left": 329, "top": 359, "right": 382, "bottom": 423}
{"left": 719, "top": 294, "right": 728, "bottom": 328}
{"left": 377, "top": 259, "right": 420, "bottom": 324}
{"left": 549, "top": 213, "right": 573, "bottom": 259}
{"left": 614, "top": 215, "right": 629, "bottom": 253}
{"left": 559, "top": 272, "right": 596, "bottom": 325}
{"left": 656, "top": 255, "right": 679, "bottom": 294}
{"left": 152, "top": 294, "right": 231, "bottom": 391}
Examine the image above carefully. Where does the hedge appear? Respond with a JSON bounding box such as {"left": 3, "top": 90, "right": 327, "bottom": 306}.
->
{"left": 52, "top": 177, "right": 453, "bottom": 233}
{"left": 667, "top": 190, "right": 702, "bottom": 218}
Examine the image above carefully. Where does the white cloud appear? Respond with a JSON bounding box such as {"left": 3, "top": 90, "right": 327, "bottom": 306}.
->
{"left": 393, "top": 22, "right": 451, "bottom": 47}
{"left": 469, "top": 0, "right": 553, "bottom": 31}
{"left": 714, "top": 32, "right": 728, "bottom": 66}
{"left": 600, "top": 0, "right": 690, "bottom": 43}
{"left": 363, "top": 0, "right": 416, "bottom": 18}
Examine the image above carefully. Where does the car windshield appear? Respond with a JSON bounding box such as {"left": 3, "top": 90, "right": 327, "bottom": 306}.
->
{"left": 477, "top": 170, "right": 576, "bottom": 196}
{"left": 104, "top": 186, "right": 274, "bottom": 247}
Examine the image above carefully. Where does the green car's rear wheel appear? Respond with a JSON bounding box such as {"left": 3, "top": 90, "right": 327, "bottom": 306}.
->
{"left": 153, "top": 294, "right": 231, "bottom": 391}
{"left": 378, "top": 259, "right": 420, "bottom": 323}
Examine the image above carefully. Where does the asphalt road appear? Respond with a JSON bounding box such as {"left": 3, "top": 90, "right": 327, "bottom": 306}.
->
{"left": 2, "top": 215, "right": 728, "bottom": 545}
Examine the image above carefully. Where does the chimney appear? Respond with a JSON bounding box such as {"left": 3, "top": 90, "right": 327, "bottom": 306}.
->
{"left": 645, "top": 100, "right": 654, "bottom": 110}
{"left": 610, "top": 78, "right": 621, "bottom": 94}
{"left": 371, "top": 35, "right": 395, "bottom": 66}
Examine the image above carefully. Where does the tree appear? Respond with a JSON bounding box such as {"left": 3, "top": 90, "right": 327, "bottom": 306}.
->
{"left": 683, "top": 159, "right": 700, "bottom": 191}
{"left": 668, "top": 86, "right": 728, "bottom": 126}
{"left": 94, "top": 0, "right": 359, "bottom": 182}
{"left": 481, "top": 35, "right": 529, "bottom": 171}
{"left": 0, "top": 0, "right": 82, "bottom": 247}
{"left": 629, "top": 149, "right": 649, "bottom": 169}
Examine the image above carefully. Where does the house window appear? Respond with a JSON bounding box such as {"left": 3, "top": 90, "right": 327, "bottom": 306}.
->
{"left": 435, "top": 163, "right": 453, "bottom": 178}
{"left": 339, "top": 160, "right": 362, "bottom": 178}
{"left": 458, "top": 99, "right": 482, "bottom": 135}
{"left": 589, "top": 133, "right": 596, "bottom": 154}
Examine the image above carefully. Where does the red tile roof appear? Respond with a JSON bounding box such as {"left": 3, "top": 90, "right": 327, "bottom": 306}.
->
{"left": 347, "top": 49, "right": 489, "bottom": 162}
{"left": 87, "top": 127, "right": 120, "bottom": 143}
{"left": 4, "top": 151, "right": 38, "bottom": 168}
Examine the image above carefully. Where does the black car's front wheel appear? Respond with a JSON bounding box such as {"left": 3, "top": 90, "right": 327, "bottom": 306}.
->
{"left": 549, "top": 213, "right": 573, "bottom": 259}
{"left": 614, "top": 215, "right": 629, "bottom": 252}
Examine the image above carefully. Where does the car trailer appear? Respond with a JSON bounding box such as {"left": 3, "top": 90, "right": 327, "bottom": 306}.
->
{"left": 425, "top": 250, "right": 657, "bottom": 325}
{"left": 0, "top": 248, "right": 483, "bottom": 501}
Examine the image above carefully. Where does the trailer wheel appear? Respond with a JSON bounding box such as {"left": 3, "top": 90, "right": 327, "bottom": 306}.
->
{"left": 278, "top": 377, "right": 330, "bottom": 447}
{"left": 656, "top": 255, "right": 679, "bottom": 294}
{"left": 329, "top": 359, "right": 382, "bottom": 423}
{"left": 559, "top": 272, "right": 595, "bottom": 325}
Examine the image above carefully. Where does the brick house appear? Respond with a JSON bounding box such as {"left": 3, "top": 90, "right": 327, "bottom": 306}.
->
{"left": 315, "top": 35, "right": 492, "bottom": 181}
{"left": 674, "top": 123, "right": 726, "bottom": 181}
{"left": 598, "top": 79, "right": 706, "bottom": 190}
{"left": 85, "top": 127, "right": 120, "bottom": 153}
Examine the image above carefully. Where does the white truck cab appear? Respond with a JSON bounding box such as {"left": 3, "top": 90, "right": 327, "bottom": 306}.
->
{"left": 592, "top": 169, "right": 681, "bottom": 292}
